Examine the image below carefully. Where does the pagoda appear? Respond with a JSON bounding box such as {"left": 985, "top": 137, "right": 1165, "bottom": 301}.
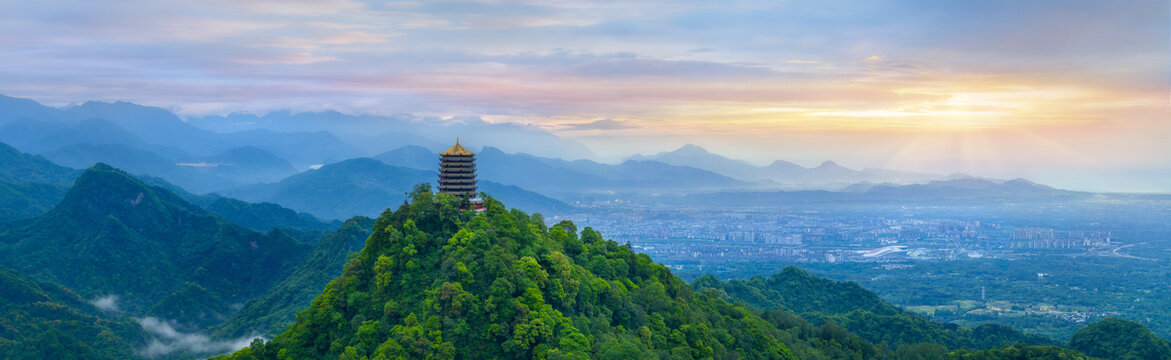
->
{"left": 438, "top": 139, "right": 484, "bottom": 211}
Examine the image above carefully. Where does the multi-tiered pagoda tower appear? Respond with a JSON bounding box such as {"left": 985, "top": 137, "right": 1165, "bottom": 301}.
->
{"left": 438, "top": 139, "right": 484, "bottom": 211}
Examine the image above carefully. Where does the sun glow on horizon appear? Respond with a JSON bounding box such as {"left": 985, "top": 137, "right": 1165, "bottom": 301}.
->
{"left": 0, "top": 0, "right": 1166, "bottom": 191}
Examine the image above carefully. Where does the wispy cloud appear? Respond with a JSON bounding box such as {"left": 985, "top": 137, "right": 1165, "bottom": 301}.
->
{"left": 137, "top": 317, "right": 262, "bottom": 358}
{"left": 234, "top": 52, "right": 341, "bottom": 65}
{"left": 560, "top": 119, "right": 636, "bottom": 131}
{"left": 90, "top": 295, "right": 120, "bottom": 312}
{"left": 0, "top": 0, "right": 1166, "bottom": 190}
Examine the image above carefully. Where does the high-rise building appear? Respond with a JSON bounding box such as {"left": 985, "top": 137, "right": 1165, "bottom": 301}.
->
{"left": 437, "top": 139, "right": 484, "bottom": 211}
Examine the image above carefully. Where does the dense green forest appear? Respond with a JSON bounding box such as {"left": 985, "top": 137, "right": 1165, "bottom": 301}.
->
{"left": 692, "top": 267, "right": 1056, "bottom": 350}
{"left": 214, "top": 216, "right": 376, "bottom": 338}
{"left": 0, "top": 266, "right": 144, "bottom": 359}
{"left": 217, "top": 186, "right": 800, "bottom": 359}
{"left": 0, "top": 142, "right": 77, "bottom": 222}
{"left": 1068, "top": 318, "right": 1171, "bottom": 360}
{"left": 0, "top": 142, "right": 78, "bottom": 187}
{"left": 214, "top": 187, "right": 1120, "bottom": 360}
{"left": 703, "top": 256, "right": 1171, "bottom": 341}
{"left": 0, "top": 164, "right": 313, "bottom": 329}
{"left": 0, "top": 158, "right": 1164, "bottom": 359}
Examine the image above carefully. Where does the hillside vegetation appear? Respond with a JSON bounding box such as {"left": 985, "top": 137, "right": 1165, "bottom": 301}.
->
{"left": 218, "top": 186, "right": 799, "bottom": 359}
{"left": 216, "top": 187, "right": 1112, "bottom": 360}
{"left": 0, "top": 164, "right": 313, "bottom": 329}
{"left": 692, "top": 268, "right": 1056, "bottom": 350}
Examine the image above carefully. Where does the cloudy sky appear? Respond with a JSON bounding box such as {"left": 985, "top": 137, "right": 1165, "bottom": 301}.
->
{"left": 1, "top": 0, "right": 1168, "bottom": 191}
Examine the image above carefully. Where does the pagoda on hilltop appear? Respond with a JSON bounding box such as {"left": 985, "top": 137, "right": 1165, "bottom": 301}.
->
{"left": 438, "top": 139, "right": 485, "bottom": 211}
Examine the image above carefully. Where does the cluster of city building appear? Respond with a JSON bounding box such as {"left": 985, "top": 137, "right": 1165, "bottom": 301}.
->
{"left": 555, "top": 204, "right": 1117, "bottom": 265}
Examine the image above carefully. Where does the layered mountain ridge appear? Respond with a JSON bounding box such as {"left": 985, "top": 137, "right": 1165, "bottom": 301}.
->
{"left": 0, "top": 164, "right": 313, "bottom": 329}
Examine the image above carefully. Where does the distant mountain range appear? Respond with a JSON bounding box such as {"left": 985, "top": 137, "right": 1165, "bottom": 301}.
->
{"left": 630, "top": 144, "right": 942, "bottom": 187}
{"left": 1, "top": 103, "right": 1166, "bottom": 359}
{"left": 39, "top": 143, "right": 298, "bottom": 193}
{"left": 679, "top": 176, "right": 1083, "bottom": 207}
{"left": 378, "top": 145, "right": 750, "bottom": 199}
{"left": 0, "top": 142, "right": 333, "bottom": 233}
{"left": 0, "top": 94, "right": 1101, "bottom": 213}
{"left": 0, "top": 95, "right": 360, "bottom": 169}
{"left": 223, "top": 157, "right": 578, "bottom": 220}
{"left": 189, "top": 110, "right": 597, "bottom": 160}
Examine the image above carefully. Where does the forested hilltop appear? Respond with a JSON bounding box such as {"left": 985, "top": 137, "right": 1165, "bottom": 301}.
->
{"left": 215, "top": 187, "right": 1116, "bottom": 360}
{"left": 0, "top": 161, "right": 1162, "bottom": 359}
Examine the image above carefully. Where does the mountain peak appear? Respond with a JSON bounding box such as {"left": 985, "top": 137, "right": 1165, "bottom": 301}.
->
{"left": 478, "top": 145, "right": 504, "bottom": 155}
{"left": 817, "top": 160, "right": 843, "bottom": 168}
{"left": 215, "top": 193, "right": 798, "bottom": 360}
{"left": 673, "top": 143, "right": 711, "bottom": 154}
{"left": 943, "top": 172, "right": 977, "bottom": 180}
{"left": 55, "top": 164, "right": 205, "bottom": 228}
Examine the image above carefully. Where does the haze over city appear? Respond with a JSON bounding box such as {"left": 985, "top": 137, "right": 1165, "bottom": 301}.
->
{"left": 1, "top": 0, "right": 1167, "bottom": 191}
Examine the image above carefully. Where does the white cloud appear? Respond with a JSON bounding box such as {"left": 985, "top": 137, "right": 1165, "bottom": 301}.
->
{"left": 90, "top": 295, "right": 120, "bottom": 312}
{"left": 137, "top": 317, "right": 263, "bottom": 358}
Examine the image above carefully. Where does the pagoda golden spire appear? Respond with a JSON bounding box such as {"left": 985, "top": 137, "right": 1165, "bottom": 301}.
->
{"left": 440, "top": 138, "right": 475, "bottom": 156}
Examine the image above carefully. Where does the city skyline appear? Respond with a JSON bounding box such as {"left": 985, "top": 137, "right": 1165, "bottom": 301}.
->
{"left": 1, "top": 0, "right": 1167, "bottom": 191}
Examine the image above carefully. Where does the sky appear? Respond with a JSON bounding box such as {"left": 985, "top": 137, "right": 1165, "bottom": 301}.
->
{"left": 1, "top": 0, "right": 1168, "bottom": 192}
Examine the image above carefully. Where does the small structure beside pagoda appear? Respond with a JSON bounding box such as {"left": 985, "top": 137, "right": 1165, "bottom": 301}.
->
{"left": 437, "top": 139, "right": 485, "bottom": 211}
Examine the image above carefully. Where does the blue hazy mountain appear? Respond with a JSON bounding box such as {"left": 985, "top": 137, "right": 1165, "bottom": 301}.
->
{"left": 0, "top": 94, "right": 56, "bottom": 124}
{"left": 0, "top": 118, "right": 185, "bottom": 156}
{"left": 61, "top": 101, "right": 235, "bottom": 156}
{"left": 475, "top": 146, "right": 612, "bottom": 191}
{"left": 372, "top": 145, "right": 749, "bottom": 199}
{"left": 371, "top": 145, "right": 439, "bottom": 170}
{"left": 0, "top": 142, "right": 77, "bottom": 222}
{"left": 187, "top": 146, "right": 299, "bottom": 184}
{"left": 857, "top": 177, "right": 1063, "bottom": 199}
{"left": 41, "top": 143, "right": 235, "bottom": 193}
{"left": 682, "top": 177, "right": 1078, "bottom": 207}
{"left": 0, "top": 95, "right": 358, "bottom": 168}
{"left": 348, "top": 130, "right": 450, "bottom": 155}
{"left": 191, "top": 110, "right": 598, "bottom": 160}
{"left": 217, "top": 129, "right": 361, "bottom": 169}
{"left": 108, "top": 171, "right": 338, "bottom": 237}
{"left": 0, "top": 164, "right": 314, "bottom": 329}
{"left": 223, "top": 158, "right": 433, "bottom": 220}
{"left": 0, "top": 142, "right": 78, "bottom": 187}
{"left": 223, "top": 158, "right": 577, "bottom": 220}
{"left": 629, "top": 144, "right": 769, "bottom": 180}
{"left": 41, "top": 143, "right": 301, "bottom": 193}
{"left": 631, "top": 144, "right": 940, "bottom": 186}
{"left": 1, "top": 142, "right": 320, "bottom": 226}
{"left": 477, "top": 146, "right": 749, "bottom": 195}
